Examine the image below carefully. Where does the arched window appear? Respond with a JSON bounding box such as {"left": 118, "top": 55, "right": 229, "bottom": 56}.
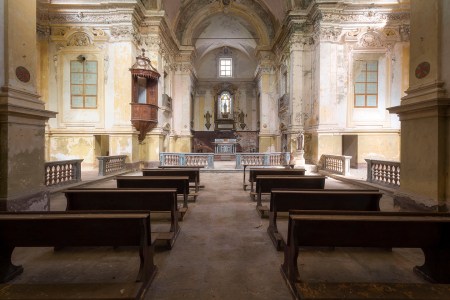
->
{"left": 219, "top": 91, "right": 232, "bottom": 118}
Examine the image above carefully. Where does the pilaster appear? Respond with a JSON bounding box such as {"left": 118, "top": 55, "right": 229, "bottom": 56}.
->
{"left": 255, "top": 50, "right": 278, "bottom": 152}
{"left": 0, "top": 0, "right": 56, "bottom": 211}
{"left": 388, "top": 0, "right": 450, "bottom": 211}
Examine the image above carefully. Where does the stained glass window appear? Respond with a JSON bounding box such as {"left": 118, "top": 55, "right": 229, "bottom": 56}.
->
{"left": 70, "top": 60, "right": 98, "bottom": 108}
{"left": 354, "top": 60, "right": 378, "bottom": 108}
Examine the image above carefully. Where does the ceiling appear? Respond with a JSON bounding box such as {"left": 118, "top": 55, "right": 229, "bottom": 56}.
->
{"left": 162, "top": 0, "right": 284, "bottom": 63}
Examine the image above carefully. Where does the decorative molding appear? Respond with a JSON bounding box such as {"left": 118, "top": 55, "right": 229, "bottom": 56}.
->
{"left": 318, "top": 27, "right": 342, "bottom": 42}
{"left": 67, "top": 32, "right": 92, "bottom": 46}
{"left": 110, "top": 25, "right": 139, "bottom": 43}
{"left": 320, "top": 11, "right": 409, "bottom": 24}
{"left": 39, "top": 11, "right": 134, "bottom": 25}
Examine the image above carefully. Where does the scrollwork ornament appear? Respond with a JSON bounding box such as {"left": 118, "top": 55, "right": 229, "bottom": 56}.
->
{"left": 67, "top": 32, "right": 92, "bottom": 46}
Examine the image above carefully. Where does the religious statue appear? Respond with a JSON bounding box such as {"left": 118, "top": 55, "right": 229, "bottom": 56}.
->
{"left": 297, "top": 132, "right": 304, "bottom": 151}
{"left": 238, "top": 111, "right": 245, "bottom": 123}
{"left": 204, "top": 111, "right": 212, "bottom": 129}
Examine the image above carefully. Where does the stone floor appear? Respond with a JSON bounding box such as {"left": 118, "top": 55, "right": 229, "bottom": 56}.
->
{"left": 10, "top": 169, "right": 428, "bottom": 299}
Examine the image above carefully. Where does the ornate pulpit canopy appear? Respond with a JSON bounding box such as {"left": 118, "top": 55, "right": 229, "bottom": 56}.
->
{"left": 129, "top": 49, "right": 160, "bottom": 143}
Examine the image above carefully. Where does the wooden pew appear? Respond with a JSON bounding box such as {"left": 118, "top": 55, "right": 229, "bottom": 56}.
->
{"left": 116, "top": 176, "right": 190, "bottom": 219}
{"left": 242, "top": 164, "right": 295, "bottom": 191}
{"left": 254, "top": 175, "right": 326, "bottom": 217}
{"left": 0, "top": 212, "right": 156, "bottom": 299}
{"left": 158, "top": 165, "right": 205, "bottom": 189}
{"left": 281, "top": 210, "right": 450, "bottom": 300}
{"left": 64, "top": 188, "right": 180, "bottom": 249}
{"left": 268, "top": 189, "right": 382, "bottom": 250}
{"left": 246, "top": 168, "right": 306, "bottom": 192}
{"left": 143, "top": 168, "right": 200, "bottom": 197}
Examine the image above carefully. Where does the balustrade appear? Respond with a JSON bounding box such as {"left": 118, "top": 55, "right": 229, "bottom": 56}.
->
{"left": 235, "top": 152, "right": 290, "bottom": 169}
{"left": 160, "top": 153, "right": 215, "bottom": 169}
{"left": 97, "top": 155, "right": 128, "bottom": 176}
{"left": 319, "top": 154, "right": 351, "bottom": 175}
{"left": 365, "top": 159, "right": 400, "bottom": 188}
{"left": 45, "top": 159, "right": 83, "bottom": 187}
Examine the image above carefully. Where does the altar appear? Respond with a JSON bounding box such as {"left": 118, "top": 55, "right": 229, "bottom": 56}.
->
{"left": 213, "top": 138, "right": 237, "bottom": 160}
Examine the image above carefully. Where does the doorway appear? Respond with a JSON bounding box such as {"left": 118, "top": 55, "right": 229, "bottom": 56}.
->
{"left": 94, "top": 135, "right": 110, "bottom": 166}
{"left": 342, "top": 135, "right": 358, "bottom": 168}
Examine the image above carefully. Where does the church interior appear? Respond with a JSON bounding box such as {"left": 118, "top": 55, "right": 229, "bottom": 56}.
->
{"left": 1, "top": 0, "right": 450, "bottom": 298}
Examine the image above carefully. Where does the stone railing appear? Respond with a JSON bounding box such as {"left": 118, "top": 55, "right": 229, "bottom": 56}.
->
{"left": 365, "top": 159, "right": 400, "bottom": 188}
{"left": 318, "top": 154, "right": 351, "bottom": 176}
{"left": 97, "top": 155, "right": 128, "bottom": 176}
{"left": 159, "top": 153, "right": 215, "bottom": 169}
{"left": 235, "top": 152, "right": 290, "bottom": 169}
{"left": 45, "top": 159, "right": 83, "bottom": 187}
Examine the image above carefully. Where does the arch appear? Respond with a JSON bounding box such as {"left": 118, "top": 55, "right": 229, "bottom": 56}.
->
{"left": 175, "top": 1, "right": 275, "bottom": 47}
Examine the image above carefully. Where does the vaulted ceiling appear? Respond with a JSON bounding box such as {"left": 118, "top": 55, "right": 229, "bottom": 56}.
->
{"left": 164, "top": 0, "right": 285, "bottom": 60}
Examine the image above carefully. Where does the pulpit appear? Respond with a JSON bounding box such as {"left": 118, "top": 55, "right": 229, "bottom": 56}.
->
{"left": 213, "top": 139, "right": 237, "bottom": 160}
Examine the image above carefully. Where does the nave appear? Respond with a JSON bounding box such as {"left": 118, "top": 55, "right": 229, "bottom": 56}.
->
{"left": 8, "top": 171, "right": 429, "bottom": 300}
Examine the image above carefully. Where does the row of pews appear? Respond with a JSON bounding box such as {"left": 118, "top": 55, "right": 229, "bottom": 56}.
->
{"left": 0, "top": 166, "right": 202, "bottom": 300}
{"left": 244, "top": 166, "right": 450, "bottom": 299}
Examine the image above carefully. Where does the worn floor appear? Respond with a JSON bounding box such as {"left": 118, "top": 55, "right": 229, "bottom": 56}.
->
{"left": 10, "top": 170, "right": 428, "bottom": 299}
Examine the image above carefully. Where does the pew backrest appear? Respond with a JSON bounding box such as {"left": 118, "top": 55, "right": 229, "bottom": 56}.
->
{"left": 0, "top": 212, "right": 155, "bottom": 287}
{"left": 142, "top": 169, "right": 198, "bottom": 183}
{"left": 115, "top": 176, "right": 189, "bottom": 194}
{"left": 271, "top": 189, "right": 382, "bottom": 212}
{"left": 256, "top": 175, "right": 326, "bottom": 194}
{"left": 249, "top": 169, "right": 306, "bottom": 183}
{"left": 64, "top": 188, "right": 177, "bottom": 212}
{"left": 283, "top": 210, "right": 450, "bottom": 284}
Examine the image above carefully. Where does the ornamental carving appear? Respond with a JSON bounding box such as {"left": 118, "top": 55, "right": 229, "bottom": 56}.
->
{"left": 40, "top": 12, "right": 133, "bottom": 25}
{"left": 289, "top": 35, "right": 314, "bottom": 49}
{"left": 67, "top": 32, "right": 92, "bottom": 46}
{"left": 358, "top": 31, "right": 383, "bottom": 48}
{"left": 321, "top": 11, "right": 409, "bottom": 23}
{"left": 399, "top": 24, "right": 410, "bottom": 42}
{"left": 319, "top": 27, "right": 342, "bottom": 42}
{"left": 144, "top": 36, "right": 161, "bottom": 50}
{"left": 110, "top": 26, "right": 138, "bottom": 42}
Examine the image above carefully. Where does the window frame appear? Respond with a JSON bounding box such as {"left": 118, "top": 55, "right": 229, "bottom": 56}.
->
{"left": 219, "top": 57, "right": 232, "bottom": 78}
{"left": 354, "top": 60, "right": 378, "bottom": 108}
{"left": 70, "top": 60, "right": 98, "bottom": 109}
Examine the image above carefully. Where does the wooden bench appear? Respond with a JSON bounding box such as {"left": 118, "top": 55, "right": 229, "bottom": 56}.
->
{"left": 246, "top": 168, "right": 306, "bottom": 192}
{"left": 281, "top": 210, "right": 450, "bottom": 299}
{"left": 254, "top": 175, "right": 326, "bottom": 217}
{"left": 142, "top": 168, "right": 200, "bottom": 197}
{"left": 0, "top": 212, "right": 157, "bottom": 299}
{"left": 268, "top": 189, "right": 382, "bottom": 250}
{"left": 115, "top": 176, "right": 190, "bottom": 219}
{"left": 64, "top": 188, "right": 180, "bottom": 249}
{"left": 242, "top": 164, "right": 295, "bottom": 191}
{"left": 158, "top": 165, "right": 205, "bottom": 189}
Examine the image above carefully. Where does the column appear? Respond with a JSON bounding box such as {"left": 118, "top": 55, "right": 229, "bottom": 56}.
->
{"left": 0, "top": 0, "right": 56, "bottom": 211}
{"left": 256, "top": 51, "right": 278, "bottom": 152}
{"left": 171, "top": 50, "right": 194, "bottom": 152}
{"left": 388, "top": 0, "right": 450, "bottom": 211}
{"left": 288, "top": 34, "right": 306, "bottom": 166}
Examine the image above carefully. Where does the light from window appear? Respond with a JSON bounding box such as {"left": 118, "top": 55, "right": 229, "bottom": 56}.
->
{"left": 219, "top": 91, "right": 231, "bottom": 117}
{"left": 220, "top": 58, "right": 232, "bottom": 77}
{"left": 354, "top": 60, "right": 378, "bottom": 108}
{"left": 70, "top": 60, "right": 98, "bottom": 108}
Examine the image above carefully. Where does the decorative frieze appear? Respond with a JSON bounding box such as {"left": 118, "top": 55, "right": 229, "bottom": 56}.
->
{"left": 320, "top": 11, "right": 409, "bottom": 24}
{"left": 110, "top": 25, "right": 140, "bottom": 42}
{"left": 318, "top": 27, "right": 342, "bottom": 42}
{"left": 39, "top": 11, "right": 134, "bottom": 25}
